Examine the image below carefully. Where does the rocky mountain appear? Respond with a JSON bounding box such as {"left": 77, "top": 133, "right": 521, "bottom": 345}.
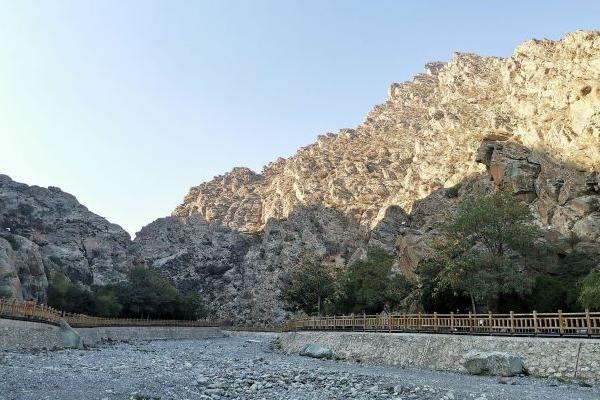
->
{"left": 0, "top": 175, "right": 132, "bottom": 302}
{"left": 144, "top": 31, "right": 598, "bottom": 323}
{"left": 173, "top": 31, "right": 600, "bottom": 234}
{"left": 2, "top": 31, "right": 599, "bottom": 324}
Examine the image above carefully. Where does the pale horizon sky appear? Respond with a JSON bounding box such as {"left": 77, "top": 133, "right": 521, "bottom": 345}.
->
{"left": 2, "top": 1, "right": 600, "bottom": 236}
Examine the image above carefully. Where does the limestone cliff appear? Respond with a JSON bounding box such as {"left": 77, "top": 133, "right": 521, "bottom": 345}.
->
{"left": 155, "top": 31, "right": 600, "bottom": 323}
{"left": 0, "top": 175, "right": 132, "bottom": 301}
{"left": 2, "top": 31, "right": 599, "bottom": 324}
{"left": 173, "top": 31, "right": 600, "bottom": 234}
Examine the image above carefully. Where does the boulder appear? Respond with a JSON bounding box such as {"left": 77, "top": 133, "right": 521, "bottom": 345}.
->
{"left": 463, "top": 351, "right": 524, "bottom": 377}
{"left": 299, "top": 343, "right": 335, "bottom": 359}
{"left": 59, "top": 320, "right": 83, "bottom": 349}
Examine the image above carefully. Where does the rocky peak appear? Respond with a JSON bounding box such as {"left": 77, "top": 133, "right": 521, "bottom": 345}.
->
{"left": 173, "top": 31, "right": 600, "bottom": 236}
{"left": 0, "top": 175, "right": 133, "bottom": 300}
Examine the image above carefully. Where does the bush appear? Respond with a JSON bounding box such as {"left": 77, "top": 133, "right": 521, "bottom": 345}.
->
{"left": 47, "top": 273, "right": 95, "bottom": 314}
{"left": 282, "top": 259, "right": 336, "bottom": 316}
{"left": 334, "top": 249, "right": 412, "bottom": 314}
{"left": 528, "top": 275, "right": 567, "bottom": 312}
{"left": 48, "top": 268, "right": 205, "bottom": 320}
{"left": 579, "top": 271, "right": 600, "bottom": 311}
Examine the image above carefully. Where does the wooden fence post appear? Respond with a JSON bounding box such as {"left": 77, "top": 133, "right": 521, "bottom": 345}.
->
{"left": 488, "top": 311, "right": 493, "bottom": 335}
{"left": 363, "top": 313, "right": 366, "bottom": 332}
{"left": 558, "top": 310, "right": 564, "bottom": 336}
{"left": 586, "top": 309, "right": 592, "bottom": 337}
{"left": 468, "top": 312, "right": 473, "bottom": 334}
{"left": 450, "top": 312, "right": 454, "bottom": 333}
{"left": 510, "top": 311, "right": 515, "bottom": 335}
{"left": 533, "top": 310, "right": 538, "bottom": 336}
{"left": 434, "top": 312, "right": 438, "bottom": 332}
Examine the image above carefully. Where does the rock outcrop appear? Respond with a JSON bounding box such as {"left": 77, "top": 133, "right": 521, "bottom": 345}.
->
{"left": 149, "top": 31, "right": 599, "bottom": 322}
{"left": 2, "top": 32, "right": 600, "bottom": 324}
{"left": 0, "top": 175, "right": 132, "bottom": 300}
{"left": 133, "top": 207, "right": 366, "bottom": 323}
{"left": 463, "top": 351, "right": 525, "bottom": 377}
{"left": 174, "top": 31, "right": 600, "bottom": 235}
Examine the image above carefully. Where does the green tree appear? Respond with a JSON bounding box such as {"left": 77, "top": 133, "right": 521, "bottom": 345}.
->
{"left": 427, "top": 190, "right": 537, "bottom": 313}
{"left": 336, "top": 249, "right": 412, "bottom": 314}
{"left": 94, "top": 287, "right": 123, "bottom": 317}
{"left": 282, "top": 259, "right": 336, "bottom": 316}
{"left": 47, "top": 273, "right": 95, "bottom": 314}
{"left": 579, "top": 271, "right": 600, "bottom": 311}
{"left": 175, "top": 292, "right": 206, "bottom": 320}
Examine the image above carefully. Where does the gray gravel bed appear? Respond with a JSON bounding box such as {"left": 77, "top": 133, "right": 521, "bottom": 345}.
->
{"left": 0, "top": 335, "right": 598, "bottom": 400}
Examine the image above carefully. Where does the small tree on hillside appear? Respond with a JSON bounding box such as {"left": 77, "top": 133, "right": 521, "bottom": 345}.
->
{"left": 282, "top": 259, "right": 336, "bottom": 316}
{"left": 336, "top": 249, "right": 412, "bottom": 314}
{"left": 579, "top": 271, "right": 600, "bottom": 311}
{"left": 427, "top": 189, "right": 537, "bottom": 313}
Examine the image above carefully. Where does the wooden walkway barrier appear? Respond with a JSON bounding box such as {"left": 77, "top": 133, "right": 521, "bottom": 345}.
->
{"left": 3, "top": 298, "right": 599, "bottom": 337}
{"left": 282, "top": 310, "right": 600, "bottom": 338}
{"left": 0, "top": 299, "right": 221, "bottom": 328}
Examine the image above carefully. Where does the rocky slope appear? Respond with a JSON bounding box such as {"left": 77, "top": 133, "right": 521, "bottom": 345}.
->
{"left": 141, "top": 31, "right": 598, "bottom": 323}
{"left": 174, "top": 31, "right": 600, "bottom": 234}
{"left": 0, "top": 175, "right": 132, "bottom": 301}
{"left": 2, "top": 31, "right": 599, "bottom": 323}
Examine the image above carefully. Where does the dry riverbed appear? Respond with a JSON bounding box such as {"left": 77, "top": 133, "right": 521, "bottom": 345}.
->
{"left": 0, "top": 334, "right": 598, "bottom": 400}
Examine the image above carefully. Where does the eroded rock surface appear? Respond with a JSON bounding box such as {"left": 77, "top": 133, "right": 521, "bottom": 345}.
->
{"left": 174, "top": 31, "right": 600, "bottom": 234}
{"left": 0, "top": 175, "right": 132, "bottom": 299}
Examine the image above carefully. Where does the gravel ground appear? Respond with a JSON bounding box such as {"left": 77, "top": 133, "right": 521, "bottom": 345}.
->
{"left": 0, "top": 335, "right": 598, "bottom": 400}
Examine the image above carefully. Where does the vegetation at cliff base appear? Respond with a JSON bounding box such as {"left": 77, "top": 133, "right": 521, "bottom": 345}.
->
{"left": 579, "top": 271, "right": 600, "bottom": 311}
{"left": 282, "top": 249, "right": 412, "bottom": 316}
{"left": 282, "top": 189, "right": 599, "bottom": 318}
{"left": 48, "top": 267, "right": 205, "bottom": 319}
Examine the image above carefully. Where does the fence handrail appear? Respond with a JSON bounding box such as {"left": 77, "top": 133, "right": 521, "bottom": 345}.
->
{"left": 282, "top": 310, "right": 600, "bottom": 338}
{"left": 0, "top": 298, "right": 222, "bottom": 328}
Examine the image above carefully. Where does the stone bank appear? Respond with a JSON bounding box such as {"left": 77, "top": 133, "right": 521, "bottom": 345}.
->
{"left": 278, "top": 331, "right": 600, "bottom": 382}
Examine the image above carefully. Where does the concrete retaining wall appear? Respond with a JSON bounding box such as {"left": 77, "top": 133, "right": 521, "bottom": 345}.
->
{"left": 278, "top": 331, "right": 600, "bottom": 381}
{"left": 0, "top": 318, "right": 223, "bottom": 351}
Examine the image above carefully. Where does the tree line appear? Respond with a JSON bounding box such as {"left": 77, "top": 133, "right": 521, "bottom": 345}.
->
{"left": 283, "top": 190, "right": 600, "bottom": 316}
{"left": 48, "top": 267, "right": 205, "bottom": 320}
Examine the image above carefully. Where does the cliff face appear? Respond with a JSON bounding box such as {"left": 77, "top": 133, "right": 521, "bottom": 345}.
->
{"left": 155, "top": 31, "right": 600, "bottom": 323}
{"left": 1, "top": 31, "right": 599, "bottom": 323}
{"left": 173, "top": 31, "right": 600, "bottom": 234}
{"left": 0, "top": 175, "right": 132, "bottom": 301}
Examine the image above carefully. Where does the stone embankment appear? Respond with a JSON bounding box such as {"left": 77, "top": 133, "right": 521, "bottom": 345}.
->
{"left": 278, "top": 331, "right": 600, "bottom": 382}
{"left": 0, "top": 318, "right": 223, "bottom": 351}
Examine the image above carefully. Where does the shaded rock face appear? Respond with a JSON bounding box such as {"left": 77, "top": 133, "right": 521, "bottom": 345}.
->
{"left": 0, "top": 175, "right": 132, "bottom": 300}
{"left": 0, "top": 234, "right": 47, "bottom": 303}
{"left": 133, "top": 207, "right": 367, "bottom": 324}
{"left": 395, "top": 140, "right": 600, "bottom": 275}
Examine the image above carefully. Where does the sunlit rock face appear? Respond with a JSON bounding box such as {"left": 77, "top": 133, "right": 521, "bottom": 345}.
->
{"left": 2, "top": 32, "right": 599, "bottom": 323}
{"left": 0, "top": 175, "right": 132, "bottom": 300}
{"left": 174, "top": 31, "right": 600, "bottom": 234}
{"left": 157, "top": 31, "right": 600, "bottom": 323}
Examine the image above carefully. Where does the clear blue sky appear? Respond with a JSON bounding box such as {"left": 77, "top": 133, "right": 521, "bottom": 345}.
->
{"left": 1, "top": 1, "right": 599, "bottom": 236}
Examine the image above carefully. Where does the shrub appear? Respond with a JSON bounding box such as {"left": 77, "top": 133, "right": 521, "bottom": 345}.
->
{"left": 335, "top": 249, "right": 412, "bottom": 314}
{"left": 579, "top": 271, "right": 600, "bottom": 311}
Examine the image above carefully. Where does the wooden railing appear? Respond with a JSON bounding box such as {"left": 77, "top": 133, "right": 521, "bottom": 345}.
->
{"left": 0, "top": 299, "right": 221, "bottom": 328}
{"left": 283, "top": 310, "right": 600, "bottom": 337}
{"left": 4, "top": 298, "right": 598, "bottom": 337}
